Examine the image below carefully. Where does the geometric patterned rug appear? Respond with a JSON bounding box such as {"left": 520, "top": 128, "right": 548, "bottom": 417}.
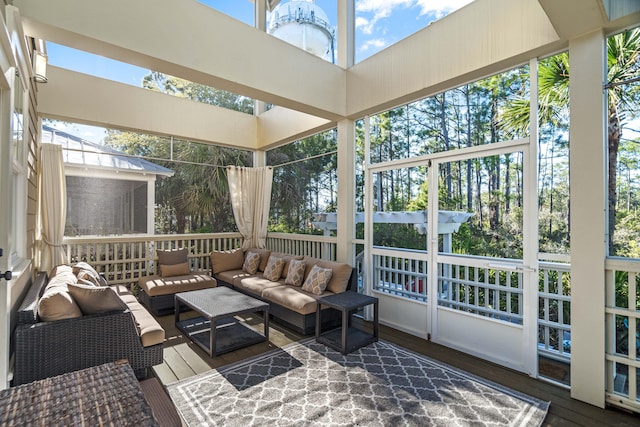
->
{"left": 167, "top": 338, "right": 549, "bottom": 426}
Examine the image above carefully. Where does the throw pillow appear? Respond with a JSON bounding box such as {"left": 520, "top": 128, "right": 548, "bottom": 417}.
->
{"left": 73, "top": 262, "right": 108, "bottom": 287}
{"left": 245, "top": 247, "right": 271, "bottom": 271}
{"left": 262, "top": 256, "right": 285, "bottom": 281}
{"left": 301, "top": 265, "right": 333, "bottom": 295}
{"left": 210, "top": 249, "right": 244, "bottom": 274}
{"left": 285, "top": 259, "right": 306, "bottom": 286}
{"left": 157, "top": 248, "right": 188, "bottom": 266}
{"left": 38, "top": 266, "right": 82, "bottom": 321}
{"left": 68, "top": 283, "right": 128, "bottom": 315}
{"left": 160, "top": 262, "right": 191, "bottom": 277}
{"left": 243, "top": 251, "right": 261, "bottom": 274}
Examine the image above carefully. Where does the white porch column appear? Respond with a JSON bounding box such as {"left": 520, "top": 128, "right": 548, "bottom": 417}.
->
{"left": 253, "top": 150, "right": 266, "bottom": 168}
{"left": 336, "top": 0, "right": 354, "bottom": 68}
{"left": 336, "top": 119, "right": 355, "bottom": 264}
{"left": 569, "top": 29, "right": 606, "bottom": 408}
{"left": 147, "top": 179, "right": 155, "bottom": 234}
{"left": 254, "top": 1, "right": 267, "bottom": 115}
{"left": 255, "top": 0, "right": 267, "bottom": 31}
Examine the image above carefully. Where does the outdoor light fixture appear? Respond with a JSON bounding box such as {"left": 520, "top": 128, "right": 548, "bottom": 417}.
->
{"left": 32, "top": 50, "right": 47, "bottom": 83}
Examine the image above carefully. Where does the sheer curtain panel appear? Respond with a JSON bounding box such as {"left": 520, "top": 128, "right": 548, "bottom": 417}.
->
{"left": 38, "top": 143, "right": 68, "bottom": 271}
{"left": 227, "top": 166, "right": 273, "bottom": 249}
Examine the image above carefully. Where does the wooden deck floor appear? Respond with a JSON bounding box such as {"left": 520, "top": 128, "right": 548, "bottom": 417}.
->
{"left": 150, "top": 312, "right": 640, "bottom": 427}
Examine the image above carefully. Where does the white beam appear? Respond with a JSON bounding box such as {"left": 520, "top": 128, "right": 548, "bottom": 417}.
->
{"left": 569, "top": 29, "right": 606, "bottom": 408}
{"left": 258, "top": 106, "right": 333, "bottom": 149}
{"left": 346, "top": 0, "right": 561, "bottom": 118}
{"left": 14, "top": 0, "right": 346, "bottom": 120}
{"left": 38, "top": 66, "right": 258, "bottom": 149}
{"left": 336, "top": 0, "right": 354, "bottom": 69}
{"left": 538, "top": 0, "right": 606, "bottom": 40}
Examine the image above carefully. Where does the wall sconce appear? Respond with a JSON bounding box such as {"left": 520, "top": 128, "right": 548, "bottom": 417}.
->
{"left": 32, "top": 50, "right": 48, "bottom": 83}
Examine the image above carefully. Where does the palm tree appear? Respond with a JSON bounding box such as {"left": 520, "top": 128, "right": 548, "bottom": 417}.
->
{"left": 500, "top": 28, "right": 640, "bottom": 255}
{"left": 606, "top": 29, "right": 640, "bottom": 255}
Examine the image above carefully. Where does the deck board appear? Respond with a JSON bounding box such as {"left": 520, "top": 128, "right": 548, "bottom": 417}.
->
{"left": 149, "top": 312, "right": 640, "bottom": 426}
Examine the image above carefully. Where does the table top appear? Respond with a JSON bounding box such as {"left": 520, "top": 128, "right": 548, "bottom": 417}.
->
{"left": 0, "top": 361, "right": 157, "bottom": 426}
{"left": 176, "top": 286, "right": 268, "bottom": 319}
{"left": 317, "top": 291, "right": 378, "bottom": 310}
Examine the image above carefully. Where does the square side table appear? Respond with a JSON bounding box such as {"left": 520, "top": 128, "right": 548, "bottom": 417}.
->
{"left": 315, "top": 292, "right": 378, "bottom": 355}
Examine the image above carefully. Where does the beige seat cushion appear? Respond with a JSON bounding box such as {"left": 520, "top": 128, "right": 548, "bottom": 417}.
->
{"left": 303, "top": 257, "right": 353, "bottom": 293}
{"left": 215, "top": 269, "right": 251, "bottom": 286}
{"left": 138, "top": 273, "right": 217, "bottom": 297}
{"left": 235, "top": 275, "right": 284, "bottom": 297}
{"left": 261, "top": 285, "right": 334, "bottom": 315}
{"left": 111, "top": 285, "right": 165, "bottom": 347}
{"left": 38, "top": 265, "right": 82, "bottom": 322}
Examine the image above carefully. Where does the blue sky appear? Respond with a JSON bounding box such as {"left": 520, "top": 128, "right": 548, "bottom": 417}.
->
{"left": 47, "top": 0, "right": 472, "bottom": 141}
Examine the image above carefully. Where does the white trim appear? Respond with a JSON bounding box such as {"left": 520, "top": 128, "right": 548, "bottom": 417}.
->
{"left": 368, "top": 138, "right": 530, "bottom": 173}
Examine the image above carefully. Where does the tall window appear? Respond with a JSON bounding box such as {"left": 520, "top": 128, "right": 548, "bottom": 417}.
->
{"left": 11, "top": 71, "right": 26, "bottom": 262}
{"left": 608, "top": 28, "right": 640, "bottom": 258}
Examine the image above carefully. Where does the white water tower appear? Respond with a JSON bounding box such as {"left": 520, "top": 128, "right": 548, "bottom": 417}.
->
{"left": 267, "top": 0, "right": 335, "bottom": 63}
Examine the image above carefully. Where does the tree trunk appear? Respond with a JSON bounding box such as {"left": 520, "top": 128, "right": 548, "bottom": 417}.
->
{"left": 608, "top": 104, "right": 621, "bottom": 255}
{"left": 440, "top": 94, "right": 452, "bottom": 198}
{"left": 465, "top": 87, "right": 473, "bottom": 211}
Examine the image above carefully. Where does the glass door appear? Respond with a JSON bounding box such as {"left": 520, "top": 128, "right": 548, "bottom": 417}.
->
{"left": 428, "top": 141, "right": 538, "bottom": 375}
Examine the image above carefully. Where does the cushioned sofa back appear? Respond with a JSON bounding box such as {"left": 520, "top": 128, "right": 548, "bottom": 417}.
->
{"left": 302, "top": 257, "right": 353, "bottom": 294}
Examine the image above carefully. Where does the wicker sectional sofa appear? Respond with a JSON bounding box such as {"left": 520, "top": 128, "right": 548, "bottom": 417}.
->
{"left": 211, "top": 248, "right": 357, "bottom": 335}
{"left": 14, "top": 265, "right": 164, "bottom": 385}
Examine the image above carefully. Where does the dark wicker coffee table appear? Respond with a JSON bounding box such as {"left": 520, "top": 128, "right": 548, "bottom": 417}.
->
{"left": 0, "top": 361, "right": 157, "bottom": 426}
{"left": 316, "top": 292, "right": 379, "bottom": 355}
{"left": 175, "top": 287, "right": 269, "bottom": 357}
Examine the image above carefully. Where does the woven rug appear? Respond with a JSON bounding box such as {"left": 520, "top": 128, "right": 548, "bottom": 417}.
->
{"left": 167, "top": 338, "right": 549, "bottom": 426}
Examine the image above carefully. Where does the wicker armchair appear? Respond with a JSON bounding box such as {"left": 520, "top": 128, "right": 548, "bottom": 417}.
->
{"left": 13, "top": 272, "right": 163, "bottom": 385}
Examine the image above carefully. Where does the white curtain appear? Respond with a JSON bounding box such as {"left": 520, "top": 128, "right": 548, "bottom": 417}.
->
{"left": 38, "top": 143, "right": 68, "bottom": 272}
{"left": 227, "top": 166, "right": 274, "bottom": 249}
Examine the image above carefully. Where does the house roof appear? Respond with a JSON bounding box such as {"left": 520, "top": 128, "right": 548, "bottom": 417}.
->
{"left": 41, "top": 125, "right": 174, "bottom": 177}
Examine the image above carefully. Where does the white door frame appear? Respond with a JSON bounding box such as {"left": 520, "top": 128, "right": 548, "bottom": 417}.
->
{"left": 426, "top": 139, "right": 538, "bottom": 376}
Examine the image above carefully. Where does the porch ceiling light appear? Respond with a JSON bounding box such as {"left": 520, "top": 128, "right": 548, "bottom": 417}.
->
{"left": 33, "top": 50, "right": 48, "bottom": 84}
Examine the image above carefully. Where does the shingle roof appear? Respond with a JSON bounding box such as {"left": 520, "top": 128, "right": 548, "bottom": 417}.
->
{"left": 41, "top": 125, "right": 174, "bottom": 177}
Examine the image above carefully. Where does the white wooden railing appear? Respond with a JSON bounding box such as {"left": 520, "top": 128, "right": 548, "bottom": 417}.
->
{"left": 538, "top": 259, "right": 571, "bottom": 362}
{"left": 370, "top": 248, "right": 573, "bottom": 367}
{"left": 265, "top": 232, "right": 337, "bottom": 261}
{"left": 62, "top": 233, "right": 244, "bottom": 285}
{"left": 62, "top": 233, "right": 574, "bottom": 379}
{"left": 605, "top": 257, "right": 640, "bottom": 412}
{"left": 62, "top": 232, "right": 338, "bottom": 286}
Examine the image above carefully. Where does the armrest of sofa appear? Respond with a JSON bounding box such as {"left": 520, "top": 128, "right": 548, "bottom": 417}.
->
{"left": 16, "top": 271, "right": 48, "bottom": 325}
{"left": 13, "top": 309, "right": 147, "bottom": 385}
{"left": 347, "top": 268, "right": 358, "bottom": 292}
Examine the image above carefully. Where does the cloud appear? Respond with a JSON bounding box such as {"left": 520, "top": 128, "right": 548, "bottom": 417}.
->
{"left": 356, "top": 0, "right": 473, "bottom": 34}
{"left": 356, "top": 0, "right": 413, "bottom": 35}
{"left": 415, "top": 0, "right": 473, "bottom": 19}
{"left": 355, "top": 16, "right": 374, "bottom": 35}
{"left": 359, "top": 38, "right": 388, "bottom": 53}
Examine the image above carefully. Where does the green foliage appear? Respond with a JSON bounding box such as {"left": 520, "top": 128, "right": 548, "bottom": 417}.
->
{"left": 142, "top": 72, "right": 254, "bottom": 114}
{"left": 104, "top": 122, "right": 251, "bottom": 234}
{"left": 267, "top": 130, "right": 337, "bottom": 234}
{"left": 373, "top": 224, "right": 425, "bottom": 250}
